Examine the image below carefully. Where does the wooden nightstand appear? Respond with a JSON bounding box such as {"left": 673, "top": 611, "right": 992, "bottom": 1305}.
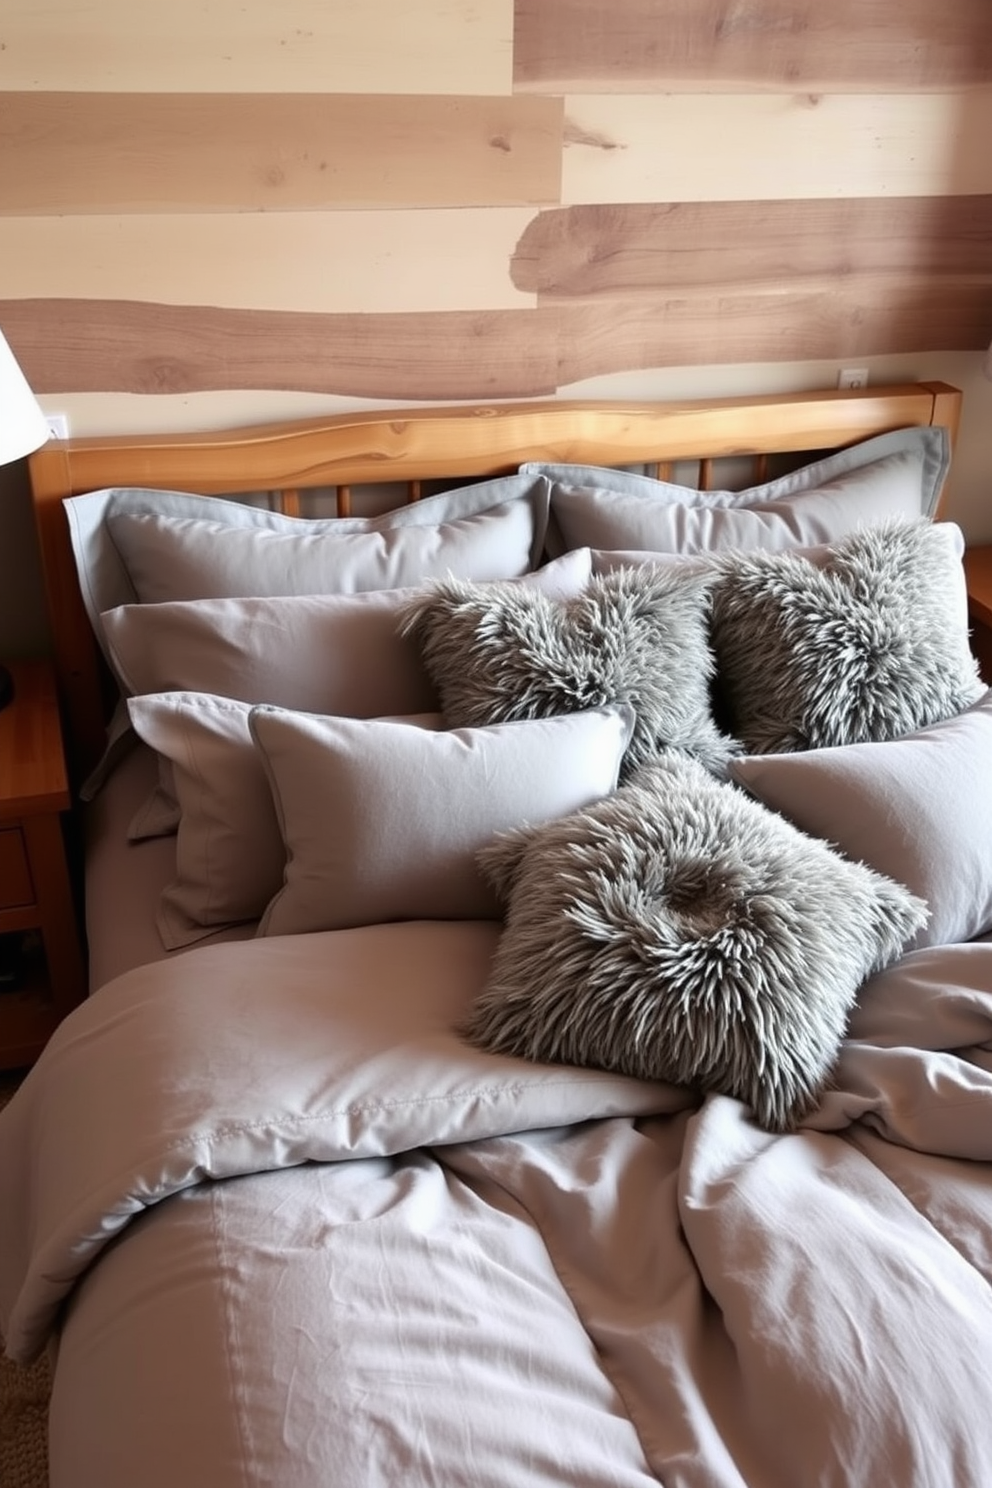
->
{"left": 0, "top": 659, "right": 86, "bottom": 1069}
{"left": 964, "top": 545, "right": 992, "bottom": 685}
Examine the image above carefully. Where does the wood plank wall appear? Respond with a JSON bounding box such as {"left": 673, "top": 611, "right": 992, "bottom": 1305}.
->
{"left": 1, "top": 0, "right": 991, "bottom": 405}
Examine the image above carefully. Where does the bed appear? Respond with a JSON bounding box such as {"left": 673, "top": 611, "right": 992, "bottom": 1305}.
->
{"left": 3, "top": 379, "right": 992, "bottom": 1487}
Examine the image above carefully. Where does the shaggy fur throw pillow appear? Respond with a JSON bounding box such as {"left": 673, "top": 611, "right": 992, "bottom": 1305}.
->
{"left": 398, "top": 565, "right": 737, "bottom": 779}
{"left": 710, "top": 517, "right": 984, "bottom": 754}
{"left": 465, "top": 753, "right": 927, "bottom": 1132}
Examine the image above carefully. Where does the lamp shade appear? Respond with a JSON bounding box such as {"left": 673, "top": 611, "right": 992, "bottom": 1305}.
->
{"left": 0, "top": 330, "right": 49, "bottom": 465}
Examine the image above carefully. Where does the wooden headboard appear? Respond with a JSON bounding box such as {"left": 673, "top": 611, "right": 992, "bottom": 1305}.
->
{"left": 27, "top": 381, "right": 963, "bottom": 788}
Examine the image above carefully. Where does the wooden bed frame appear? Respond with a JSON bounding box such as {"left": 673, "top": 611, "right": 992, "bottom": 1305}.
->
{"left": 27, "top": 381, "right": 963, "bottom": 787}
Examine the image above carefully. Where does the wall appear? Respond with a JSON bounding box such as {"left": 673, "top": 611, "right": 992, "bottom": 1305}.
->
{"left": 2, "top": 0, "right": 991, "bottom": 656}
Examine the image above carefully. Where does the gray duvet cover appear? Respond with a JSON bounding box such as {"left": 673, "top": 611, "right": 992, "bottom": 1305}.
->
{"left": 2, "top": 921, "right": 992, "bottom": 1487}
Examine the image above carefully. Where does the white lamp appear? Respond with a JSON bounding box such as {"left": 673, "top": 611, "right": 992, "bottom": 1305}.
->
{"left": 0, "top": 328, "right": 50, "bottom": 710}
{"left": 0, "top": 330, "right": 49, "bottom": 465}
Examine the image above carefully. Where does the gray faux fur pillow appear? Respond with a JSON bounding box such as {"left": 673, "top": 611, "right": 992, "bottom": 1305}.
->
{"left": 399, "top": 565, "right": 737, "bottom": 779}
{"left": 465, "top": 753, "right": 927, "bottom": 1132}
{"left": 710, "top": 516, "right": 984, "bottom": 753}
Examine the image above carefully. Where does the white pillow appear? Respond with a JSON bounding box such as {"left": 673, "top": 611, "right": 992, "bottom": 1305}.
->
{"left": 730, "top": 688, "right": 992, "bottom": 949}
{"left": 525, "top": 426, "right": 949, "bottom": 556}
{"left": 250, "top": 704, "right": 635, "bottom": 938}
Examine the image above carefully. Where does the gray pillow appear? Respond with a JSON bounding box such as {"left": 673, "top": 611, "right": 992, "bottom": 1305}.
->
{"left": 399, "top": 564, "right": 738, "bottom": 780}
{"left": 250, "top": 704, "right": 634, "bottom": 937}
{"left": 730, "top": 687, "right": 992, "bottom": 949}
{"left": 710, "top": 518, "right": 984, "bottom": 753}
{"left": 90, "top": 549, "right": 592, "bottom": 814}
{"left": 67, "top": 470, "right": 553, "bottom": 779}
{"left": 465, "top": 752, "right": 927, "bottom": 1132}
{"left": 526, "top": 425, "right": 949, "bottom": 557}
{"left": 67, "top": 472, "right": 552, "bottom": 625}
{"left": 127, "top": 691, "right": 304, "bottom": 948}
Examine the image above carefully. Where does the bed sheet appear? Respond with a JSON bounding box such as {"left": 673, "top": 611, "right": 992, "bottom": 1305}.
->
{"left": 2, "top": 923, "right": 992, "bottom": 1488}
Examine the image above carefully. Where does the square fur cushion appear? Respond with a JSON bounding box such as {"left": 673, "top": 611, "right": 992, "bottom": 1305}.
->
{"left": 710, "top": 518, "right": 984, "bottom": 753}
{"left": 731, "top": 688, "right": 992, "bottom": 949}
{"left": 398, "top": 564, "right": 738, "bottom": 780}
{"left": 465, "top": 752, "right": 927, "bottom": 1132}
{"left": 526, "top": 424, "right": 948, "bottom": 557}
{"left": 250, "top": 704, "right": 634, "bottom": 937}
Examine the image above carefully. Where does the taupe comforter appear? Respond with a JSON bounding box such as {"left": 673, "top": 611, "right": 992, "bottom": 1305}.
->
{"left": 2, "top": 920, "right": 992, "bottom": 1487}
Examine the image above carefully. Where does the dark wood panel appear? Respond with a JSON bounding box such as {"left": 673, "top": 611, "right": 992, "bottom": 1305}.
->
{"left": 556, "top": 283, "right": 992, "bottom": 382}
{"left": 514, "top": 0, "right": 992, "bottom": 90}
{"left": 0, "top": 93, "right": 563, "bottom": 213}
{"left": 0, "top": 301, "right": 562, "bottom": 401}
{"left": 5, "top": 275, "right": 992, "bottom": 404}
{"left": 512, "top": 197, "right": 992, "bottom": 296}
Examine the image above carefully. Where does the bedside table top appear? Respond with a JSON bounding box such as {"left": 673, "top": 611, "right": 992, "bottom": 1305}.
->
{"left": 964, "top": 545, "right": 992, "bottom": 631}
{"left": 0, "top": 659, "right": 71, "bottom": 818}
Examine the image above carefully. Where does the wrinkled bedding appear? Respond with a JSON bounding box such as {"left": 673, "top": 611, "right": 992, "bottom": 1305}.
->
{"left": 2, "top": 921, "right": 992, "bottom": 1488}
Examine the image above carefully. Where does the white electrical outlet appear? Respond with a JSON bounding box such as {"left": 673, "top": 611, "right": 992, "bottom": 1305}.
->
{"left": 837, "top": 368, "right": 869, "bottom": 390}
{"left": 45, "top": 413, "right": 70, "bottom": 440}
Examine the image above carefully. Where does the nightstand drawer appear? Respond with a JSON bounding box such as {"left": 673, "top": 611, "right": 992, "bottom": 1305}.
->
{"left": 0, "top": 827, "right": 33, "bottom": 909}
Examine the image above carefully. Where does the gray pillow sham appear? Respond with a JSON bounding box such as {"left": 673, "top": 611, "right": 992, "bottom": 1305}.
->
{"left": 526, "top": 425, "right": 949, "bottom": 557}
{"left": 67, "top": 471, "right": 552, "bottom": 667}
{"left": 731, "top": 687, "right": 992, "bottom": 949}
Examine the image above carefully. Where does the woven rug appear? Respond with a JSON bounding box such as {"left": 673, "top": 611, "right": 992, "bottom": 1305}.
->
{"left": 0, "top": 1075, "right": 50, "bottom": 1488}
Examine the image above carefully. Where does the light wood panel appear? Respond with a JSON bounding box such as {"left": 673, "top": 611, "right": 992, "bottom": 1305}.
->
{"left": 561, "top": 91, "right": 992, "bottom": 204}
{"left": 0, "top": 1, "right": 990, "bottom": 463}
{"left": 2, "top": 212, "right": 539, "bottom": 314}
{"left": 514, "top": 0, "right": 992, "bottom": 91}
{"left": 2, "top": 0, "right": 513, "bottom": 94}
{"left": 1, "top": 94, "right": 562, "bottom": 213}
